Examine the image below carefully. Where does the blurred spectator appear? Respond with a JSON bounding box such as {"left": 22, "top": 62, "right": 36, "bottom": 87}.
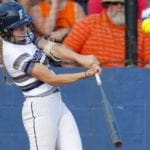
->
{"left": 63, "top": 0, "right": 150, "bottom": 67}
{"left": 29, "top": 0, "right": 85, "bottom": 42}
{"left": 138, "top": 0, "right": 147, "bottom": 19}
{"left": 87, "top": 0, "right": 105, "bottom": 14}
{"left": 141, "top": 0, "right": 150, "bottom": 19}
{"left": 0, "top": 0, "right": 38, "bottom": 13}
{"left": 87, "top": 0, "right": 146, "bottom": 19}
{"left": 75, "top": 0, "right": 88, "bottom": 14}
{"left": 16, "top": 0, "right": 40, "bottom": 13}
{"left": 17, "top": 0, "right": 32, "bottom": 12}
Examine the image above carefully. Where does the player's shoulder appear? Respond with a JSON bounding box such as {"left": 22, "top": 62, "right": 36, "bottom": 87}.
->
{"left": 3, "top": 41, "right": 34, "bottom": 62}
{"left": 3, "top": 41, "right": 24, "bottom": 54}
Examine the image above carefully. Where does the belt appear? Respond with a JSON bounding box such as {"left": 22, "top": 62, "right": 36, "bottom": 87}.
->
{"left": 25, "top": 88, "right": 60, "bottom": 98}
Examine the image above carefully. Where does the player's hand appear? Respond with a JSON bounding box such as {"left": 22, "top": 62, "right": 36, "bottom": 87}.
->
{"left": 85, "top": 64, "right": 102, "bottom": 77}
{"left": 78, "top": 55, "right": 100, "bottom": 68}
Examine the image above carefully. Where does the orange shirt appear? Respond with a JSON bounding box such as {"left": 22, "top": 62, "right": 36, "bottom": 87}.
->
{"left": 63, "top": 12, "right": 150, "bottom": 67}
{"left": 38, "top": 1, "right": 76, "bottom": 29}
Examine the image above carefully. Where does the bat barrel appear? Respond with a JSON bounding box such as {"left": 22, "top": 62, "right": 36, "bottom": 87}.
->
{"left": 95, "top": 74, "right": 123, "bottom": 148}
{"left": 102, "top": 99, "right": 122, "bottom": 148}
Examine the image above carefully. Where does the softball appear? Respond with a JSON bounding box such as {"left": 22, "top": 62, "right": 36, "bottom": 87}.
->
{"left": 142, "top": 18, "right": 150, "bottom": 33}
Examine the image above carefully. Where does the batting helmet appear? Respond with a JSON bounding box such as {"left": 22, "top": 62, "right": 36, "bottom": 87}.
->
{"left": 101, "top": 0, "right": 124, "bottom": 8}
{"left": 0, "top": 1, "right": 32, "bottom": 32}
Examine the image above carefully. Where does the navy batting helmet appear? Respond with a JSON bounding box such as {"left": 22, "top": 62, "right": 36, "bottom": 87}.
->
{"left": 0, "top": 1, "right": 32, "bottom": 32}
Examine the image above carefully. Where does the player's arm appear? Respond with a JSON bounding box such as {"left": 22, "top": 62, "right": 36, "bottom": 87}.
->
{"left": 31, "top": 62, "right": 101, "bottom": 86}
{"left": 37, "top": 38, "right": 100, "bottom": 68}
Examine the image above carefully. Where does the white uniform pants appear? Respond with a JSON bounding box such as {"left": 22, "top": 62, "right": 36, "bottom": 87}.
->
{"left": 22, "top": 92, "right": 83, "bottom": 150}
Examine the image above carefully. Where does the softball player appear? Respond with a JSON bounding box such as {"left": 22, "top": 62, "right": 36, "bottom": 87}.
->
{"left": 0, "top": 2, "right": 101, "bottom": 150}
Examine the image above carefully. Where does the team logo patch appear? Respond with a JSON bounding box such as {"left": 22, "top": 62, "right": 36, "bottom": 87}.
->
{"left": 33, "top": 49, "right": 43, "bottom": 61}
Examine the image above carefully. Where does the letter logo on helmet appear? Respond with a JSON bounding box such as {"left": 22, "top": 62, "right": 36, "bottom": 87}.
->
{"left": 18, "top": 9, "right": 24, "bottom": 20}
{"left": 0, "top": 1, "right": 32, "bottom": 32}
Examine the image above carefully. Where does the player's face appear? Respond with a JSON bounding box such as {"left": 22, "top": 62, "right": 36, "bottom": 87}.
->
{"left": 11, "top": 24, "right": 33, "bottom": 44}
{"left": 107, "top": 2, "right": 125, "bottom": 25}
{"left": 12, "top": 25, "right": 27, "bottom": 42}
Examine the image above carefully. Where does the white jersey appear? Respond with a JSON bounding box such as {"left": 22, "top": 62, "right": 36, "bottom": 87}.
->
{"left": 2, "top": 40, "right": 58, "bottom": 98}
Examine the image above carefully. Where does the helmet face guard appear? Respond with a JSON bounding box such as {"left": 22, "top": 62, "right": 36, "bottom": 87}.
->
{"left": 11, "top": 24, "right": 35, "bottom": 44}
{"left": 0, "top": 2, "right": 33, "bottom": 44}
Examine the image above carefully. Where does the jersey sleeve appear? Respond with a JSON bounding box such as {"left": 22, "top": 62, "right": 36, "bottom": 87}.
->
{"left": 12, "top": 49, "right": 42, "bottom": 75}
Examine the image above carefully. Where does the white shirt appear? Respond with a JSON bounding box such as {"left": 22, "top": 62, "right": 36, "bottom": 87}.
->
{"left": 2, "top": 40, "right": 57, "bottom": 98}
{"left": 142, "top": 7, "right": 150, "bottom": 20}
